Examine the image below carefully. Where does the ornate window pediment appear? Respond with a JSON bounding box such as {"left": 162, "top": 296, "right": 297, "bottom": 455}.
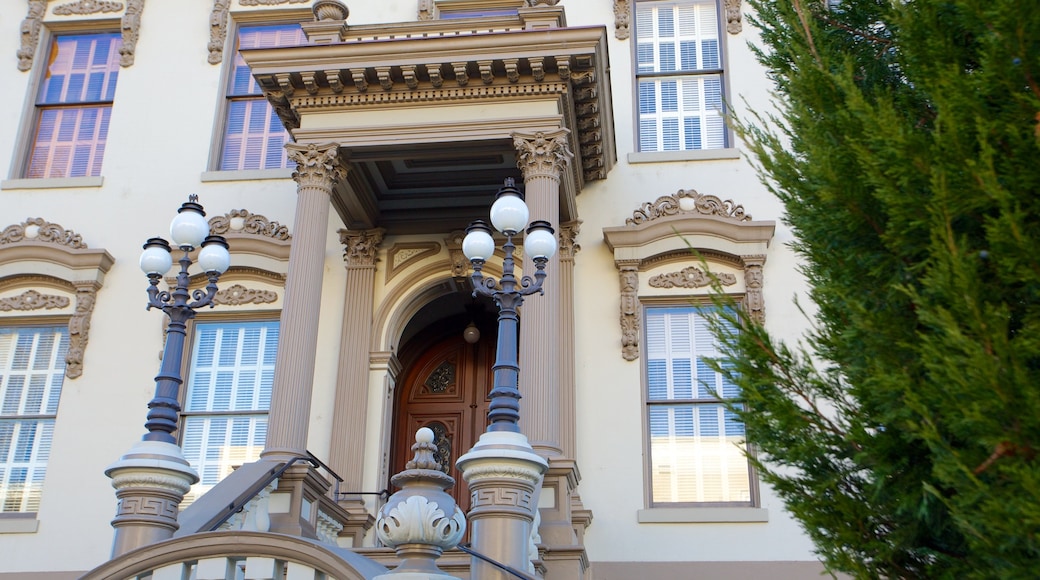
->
{"left": 602, "top": 189, "right": 775, "bottom": 360}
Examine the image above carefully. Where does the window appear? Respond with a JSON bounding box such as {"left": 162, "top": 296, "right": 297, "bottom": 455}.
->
{"left": 219, "top": 24, "right": 305, "bottom": 171}
{"left": 26, "top": 33, "right": 121, "bottom": 178}
{"left": 0, "top": 326, "right": 68, "bottom": 513}
{"left": 635, "top": 1, "right": 726, "bottom": 152}
{"left": 645, "top": 305, "right": 751, "bottom": 505}
{"left": 180, "top": 320, "right": 278, "bottom": 500}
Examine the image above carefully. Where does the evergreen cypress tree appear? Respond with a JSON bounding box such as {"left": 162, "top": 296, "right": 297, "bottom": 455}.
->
{"left": 712, "top": 0, "right": 1040, "bottom": 576}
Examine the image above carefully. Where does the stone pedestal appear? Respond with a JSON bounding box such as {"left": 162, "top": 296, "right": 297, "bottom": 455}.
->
{"left": 457, "top": 431, "right": 548, "bottom": 580}
{"left": 105, "top": 440, "right": 199, "bottom": 557}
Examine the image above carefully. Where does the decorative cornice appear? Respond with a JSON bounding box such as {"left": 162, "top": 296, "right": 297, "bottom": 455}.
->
{"left": 0, "top": 289, "right": 69, "bottom": 312}
{"left": 619, "top": 265, "right": 639, "bottom": 361}
{"left": 558, "top": 220, "right": 581, "bottom": 260}
{"left": 286, "top": 142, "right": 347, "bottom": 189}
{"left": 213, "top": 284, "right": 277, "bottom": 306}
{"left": 17, "top": 1, "right": 47, "bottom": 72}
{"left": 648, "top": 266, "right": 736, "bottom": 289}
{"left": 339, "top": 228, "right": 385, "bottom": 267}
{"left": 119, "top": 0, "right": 145, "bottom": 67}
{"left": 386, "top": 242, "right": 440, "bottom": 283}
{"left": 1, "top": 218, "right": 88, "bottom": 249}
{"left": 54, "top": 1, "right": 125, "bottom": 15}
{"left": 207, "top": 0, "right": 231, "bottom": 64}
{"left": 513, "top": 129, "right": 573, "bottom": 181}
{"left": 725, "top": 0, "right": 743, "bottom": 34}
{"left": 626, "top": 189, "right": 752, "bottom": 226}
{"left": 613, "top": 0, "right": 630, "bottom": 40}
{"left": 209, "top": 209, "right": 291, "bottom": 241}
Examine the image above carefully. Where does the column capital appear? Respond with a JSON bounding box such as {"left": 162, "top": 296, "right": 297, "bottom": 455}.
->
{"left": 512, "top": 129, "right": 573, "bottom": 181}
{"left": 338, "top": 228, "right": 385, "bottom": 268}
{"left": 286, "top": 142, "right": 347, "bottom": 189}
{"left": 558, "top": 220, "right": 582, "bottom": 260}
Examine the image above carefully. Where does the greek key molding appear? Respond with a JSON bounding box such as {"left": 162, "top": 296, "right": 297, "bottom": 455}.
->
{"left": 115, "top": 496, "right": 179, "bottom": 519}
{"left": 286, "top": 142, "right": 347, "bottom": 189}
{"left": 648, "top": 266, "right": 736, "bottom": 289}
{"left": 619, "top": 265, "right": 639, "bottom": 362}
{"left": 17, "top": 1, "right": 47, "bottom": 71}
{"left": 513, "top": 129, "right": 573, "bottom": 182}
{"left": 213, "top": 284, "right": 277, "bottom": 306}
{"left": 471, "top": 487, "right": 534, "bottom": 510}
{"left": 724, "top": 0, "right": 743, "bottom": 34}
{"left": 1, "top": 218, "right": 87, "bottom": 249}
{"left": 613, "top": 0, "right": 630, "bottom": 40}
{"left": 54, "top": 1, "right": 125, "bottom": 15}
{"left": 0, "top": 289, "right": 69, "bottom": 312}
{"left": 209, "top": 209, "right": 291, "bottom": 240}
{"left": 339, "top": 228, "right": 385, "bottom": 268}
{"left": 208, "top": 0, "right": 231, "bottom": 64}
{"left": 386, "top": 242, "right": 440, "bottom": 283}
{"left": 627, "top": 189, "right": 752, "bottom": 226}
{"left": 119, "top": 0, "right": 145, "bottom": 67}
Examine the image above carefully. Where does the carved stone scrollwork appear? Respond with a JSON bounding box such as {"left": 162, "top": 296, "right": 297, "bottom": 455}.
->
{"left": 626, "top": 189, "right": 752, "bottom": 226}
{"left": 213, "top": 284, "right": 277, "bottom": 306}
{"left": 208, "top": 0, "right": 231, "bottom": 64}
{"left": 558, "top": 220, "right": 581, "bottom": 261}
{"left": 0, "top": 218, "right": 87, "bottom": 249}
{"left": 17, "top": 0, "right": 47, "bottom": 72}
{"left": 54, "top": 1, "right": 125, "bottom": 15}
{"left": 339, "top": 228, "right": 385, "bottom": 268}
{"left": 240, "top": 0, "right": 309, "bottom": 5}
{"left": 66, "top": 283, "right": 98, "bottom": 379}
{"left": 209, "top": 209, "right": 291, "bottom": 240}
{"left": 0, "top": 290, "right": 69, "bottom": 312}
{"left": 513, "top": 129, "right": 573, "bottom": 182}
{"left": 743, "top": 256, "right": 765, "bottom": 323}
{"left": 725, "top": 0, "right": 743, "bottom": 34}
{"left": 649, "top": 266, "right": 736, "bottom": 289}
{"left": 286, "top": 142, "right": 347, "bottom": 189}
{"left": 119, "top": 0, "right": 145, "bottom": 67}
{"left": 619, "top": 264, "right": 640, "bottom": 361}
{"left": 613, "top": 0, "right": 631, "bottom": 40}
{"left": 526, "top": 0, "right": 561, "bottom": 6}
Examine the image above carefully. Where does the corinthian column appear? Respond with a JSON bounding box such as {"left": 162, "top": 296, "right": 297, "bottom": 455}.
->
{"left": 329, "top": 227, "right": 384, "bottom": 543}
{"left": 263, "top": 142, "right": 346, "bottom": 461}
{"left": 512, "top": 129, "right": 571, "bottom": 457}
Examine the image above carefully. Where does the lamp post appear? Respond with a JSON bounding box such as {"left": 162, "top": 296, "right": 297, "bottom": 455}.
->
{"left": 457, "top": 178, "right": 555, "bottom": 579}
{"left": 105, "top": 195, "right": 230, "bottom": 557}
{"left": 461, "top": 177, "right": 557, "bottom": 433}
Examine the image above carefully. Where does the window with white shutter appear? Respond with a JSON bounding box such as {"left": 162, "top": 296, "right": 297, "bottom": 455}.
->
{"left": 645, "top": 305, "right": 751, "bottom": 505}
{"left": 0, "top": 326, "right": 68, "bottom": 513}
{"left": 635, "top": 1, "right": 727, "bottom": 152}
{"left": 180, "top": 320, "right": 278, "bottom": 502}
{"left": 218, "top": 24, "right": 306, "bottom": 172}
{"left": 25, "top": 33, "right": 122, "bottom": 178}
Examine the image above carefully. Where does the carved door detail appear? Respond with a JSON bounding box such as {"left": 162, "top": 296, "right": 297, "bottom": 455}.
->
{"left": 393, "top": 333, "right": 494, "bottom": 515}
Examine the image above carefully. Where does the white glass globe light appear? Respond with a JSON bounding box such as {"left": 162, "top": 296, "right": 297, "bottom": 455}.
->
{"left": 463, "top": 322, "right": 481, "bottom": 344}
{"left": 462, "top": 221, "right": 495, "bottom": 261}
{"left": 139, "top": 239, "right": 173, "bottom": 275}
{"left": 198, "top": 236, "right": 231, "bottom": 274}
{"left": 170, "top": 202, "right": 209, "bottom": 249}
{"left": 524, "top": 221, "right": 557, "bottom": 260}
{"left": 489, "top": 192, "right": 529, "bottom": 234}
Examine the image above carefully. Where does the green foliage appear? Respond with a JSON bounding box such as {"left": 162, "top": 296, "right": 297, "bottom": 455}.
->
{"left": 710, "top": 0, "right": 1040, "bottom": 576}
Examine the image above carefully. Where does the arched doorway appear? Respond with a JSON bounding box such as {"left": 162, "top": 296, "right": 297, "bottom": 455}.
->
{"left": 390, "top": 292, "right": 498, "bottom": 515}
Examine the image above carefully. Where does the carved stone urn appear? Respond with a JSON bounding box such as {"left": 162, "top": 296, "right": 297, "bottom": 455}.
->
{"left": 312, "top": 0, "right": 349, "bottom": 22}
{"left": 374, "top": 428, "right": 466, "bottom": 579}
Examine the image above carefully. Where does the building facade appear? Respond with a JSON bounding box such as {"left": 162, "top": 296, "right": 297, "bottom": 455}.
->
{"left": 0, "top": 1, "right": 824, "bottom": 578}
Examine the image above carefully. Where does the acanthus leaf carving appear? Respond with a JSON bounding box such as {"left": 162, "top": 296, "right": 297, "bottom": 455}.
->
{"left": 649, "top": 266, "right": 736, "bottom": 289}
{"left": 209, "top": 209, "right": 291, "bottom": 240}
{"left": 725, "top": 0, "right": 743, "bottom": 34}
{"left": 213, "top": 284, "right": 277, "bottom": 306}
{"left": 66, "top": 283, "right": 99, "bottom": 379}
{"left": 286, "top": 142, "right": 346, "bottom": 189}
{"left": 17, "top": 1, "right": 47, "bottom": 72}
{"left": 613, "top": 0, "right": 631, "bottom": 40}
{"left": 0, "top": 218, "right": 88, "bottom": 249}
{"left": 619, "top": 265, "right": 640, "bottom": 361}
{"left": 0, "top": 290, "right": 70, "bottom": 312}
{"left": 513, "top": 129, "right": 573, "bottom": 181}
{"left": 119, "top": 0, "right": 145, "bottom": 67}
{"left": 208, "top": 0, "right": 231, "bottom": 65}
{"left": 558, "top": 220, "right": 582, "bottom": 260}
{"left": 53, "top": 1, "right": 125, "bottom": 16}
{"left": 626, "top": 189, "right": 752, "bottom": 226}
{"left": 339, "top": 228, "right": 385, "bottom": 268}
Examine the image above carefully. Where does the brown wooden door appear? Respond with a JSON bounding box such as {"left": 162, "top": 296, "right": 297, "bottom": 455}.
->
{"left": 392, "top": 333, "right": 494, "bottom": 515}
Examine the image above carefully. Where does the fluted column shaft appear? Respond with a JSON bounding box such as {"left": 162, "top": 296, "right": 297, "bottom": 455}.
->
{"left": 329, "top": 228, "right": 384, "bottom": 485}
{"left": 557, "top": 221, "right": 581, "bottom": 458}
{"left": 263, "top": 142, "right": 345, "bottom": 460}
{"left": 513, "top": 130, "right": 571, "bottom": 457}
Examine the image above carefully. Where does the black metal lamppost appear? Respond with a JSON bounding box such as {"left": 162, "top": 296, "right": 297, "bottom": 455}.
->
{"left": 138, "top": 195, "right": 231, "bottom": 444}
{"left": 462, "top": 178, "right": 557, "bottom": 433}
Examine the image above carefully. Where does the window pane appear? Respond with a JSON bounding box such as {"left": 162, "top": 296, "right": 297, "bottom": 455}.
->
{"left": 38, "top": 34, "right": 121, "bottom": 105}
{"left": 0, "top": 327, "right": 67, "bottom": 513}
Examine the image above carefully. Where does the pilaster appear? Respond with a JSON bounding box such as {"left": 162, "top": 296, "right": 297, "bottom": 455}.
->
{"left": 263, "top": 142, "right": 346, "bottom": 461}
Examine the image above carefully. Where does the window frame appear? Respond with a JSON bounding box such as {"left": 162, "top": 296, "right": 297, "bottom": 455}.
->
{"left": 207, "top": 11, "right": 311, "bottom": 177}
{"left": 0, "top": 318, "right": 70, "bottom": 518}
{"left": 632, "top": 0, "right": 731, "bottom": 154}
{"left": 9, "top": 19, "right": 122, "bottom": 184}
{"left": 640, "top": 298, "right": 757, "bottom": 509}
{"left": 177, "top": 313, "right": 280, "bottom": 502}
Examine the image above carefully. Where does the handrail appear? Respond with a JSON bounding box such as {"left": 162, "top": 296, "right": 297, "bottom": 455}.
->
{"left": 456, "top": 543, "right": 538, "bottom": 580}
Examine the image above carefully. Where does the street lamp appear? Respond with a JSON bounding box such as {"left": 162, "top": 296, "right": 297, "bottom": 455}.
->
{"left": 462, "top": 178, "right": 556, "bottom": 432}
{"left": 138, "top": 195, "right": 230, "bottom": 443}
